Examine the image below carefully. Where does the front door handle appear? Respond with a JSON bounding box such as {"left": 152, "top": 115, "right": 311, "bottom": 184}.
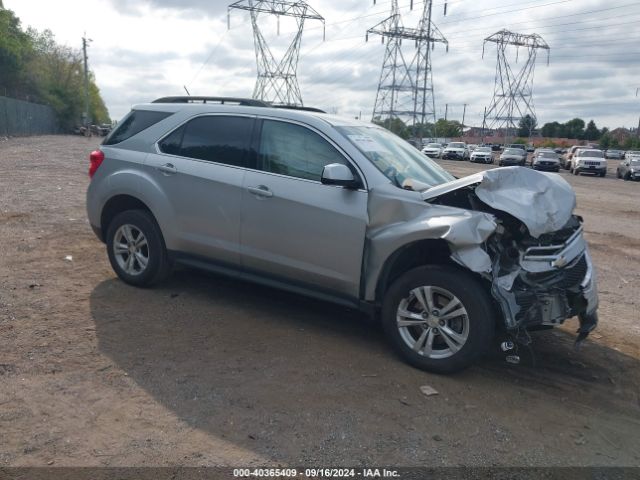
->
{"left": 157, "top": 163, "right": 177, "bottom": 175}
{"left": 247, "top": 185, "right": 273, "bottom": 198}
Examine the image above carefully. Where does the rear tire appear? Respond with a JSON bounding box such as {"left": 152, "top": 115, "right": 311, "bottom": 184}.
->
{"left": 381, "top": 266, "right": 495, "bottom": 374}
{"left": 106, "top": 210, "right": 172, "bottom": 287}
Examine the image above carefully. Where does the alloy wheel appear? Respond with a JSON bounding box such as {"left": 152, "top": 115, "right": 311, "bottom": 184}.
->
{"left": 113, "top": 224, "right": 149, "bottom": 276}
{"left": 396, "top": 286, "right": 469, "bottom": 359}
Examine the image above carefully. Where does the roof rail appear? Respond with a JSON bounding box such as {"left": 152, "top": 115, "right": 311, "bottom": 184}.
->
{"left": 271, "top": 105, "right": 326, "bottom": 113}
{"left": 152, "top": 96, "right": 270, "bottom": 107}
{"left": 151, "top": 96, "right": 326, "bottom": 113}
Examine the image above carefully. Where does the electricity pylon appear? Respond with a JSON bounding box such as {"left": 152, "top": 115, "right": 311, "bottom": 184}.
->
{"left": 228, "top": 0, "right": 324, "bottom": 106}
{"left": 482, "top": 30, "right": 550, "bottom": 140}
{"left": 367, "top": 0, "right": 448, "bottom": 135}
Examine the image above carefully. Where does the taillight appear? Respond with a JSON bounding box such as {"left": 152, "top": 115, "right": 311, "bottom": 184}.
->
{"left": 89, "top": 150, "right": 105, "bottom": 179}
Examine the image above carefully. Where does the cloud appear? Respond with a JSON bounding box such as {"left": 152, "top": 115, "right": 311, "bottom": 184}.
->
{"left": 6, "top": 0, "right": 640, "bottom": 127}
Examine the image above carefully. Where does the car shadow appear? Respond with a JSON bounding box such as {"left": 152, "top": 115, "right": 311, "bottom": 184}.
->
{"left": 89, "top": 269, "right": 640, "bottom": 464}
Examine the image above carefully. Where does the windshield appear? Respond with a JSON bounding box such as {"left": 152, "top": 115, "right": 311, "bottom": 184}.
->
{"left": 579, "top": 150, "right": 603, "bottom": 158}
{"left": 627, "top": 151, "right": 640, "bottom": 156}
{"left": 475, "top": 147, "right": 491, "bottom": 153}
{"left": 537, "top": 152, "right": 558, "bottom": 159}
{"left": 426, "top": 143, "right": 441, "bottom": 148}
{"left": 504, "top": 149, "right": 521, "bottom": 155}
{"left": 448, "top": 142, "right": 465, "bottom": 149}
{"left": 337, "top": 126, "right": 455, "bottom": 190}
{"left": 631, "top": 159, "right": 640, "bottom": 165}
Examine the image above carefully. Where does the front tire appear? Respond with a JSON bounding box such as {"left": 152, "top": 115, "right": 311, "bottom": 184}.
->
{"left": 106, "top": 210, "right": 172, "bottom": 287}
{"left": 381, "top": 266, "right": 496, "bottom": 374}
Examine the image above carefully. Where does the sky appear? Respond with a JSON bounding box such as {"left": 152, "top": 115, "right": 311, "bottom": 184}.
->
{"left": 5, "top": 0, "right": 640, "bottom": 129}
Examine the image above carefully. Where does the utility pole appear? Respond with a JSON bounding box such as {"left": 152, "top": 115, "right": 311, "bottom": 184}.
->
{"left": 82, "top": 35, "right": 92, "bottom": 136}
{"left": 636, "top": 88, "right": 640, "bottom": 138}
{"left": 444, "top": 103, "right": 448, "bottom": 121}
{"left": 461, "top": 103, "right": 467, "bottom": 135}
{"left": 481, "top": 106, "right": 487, "bottom": 143}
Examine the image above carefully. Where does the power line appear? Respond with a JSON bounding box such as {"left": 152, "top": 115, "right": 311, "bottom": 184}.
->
{"left": 188, "top": 30, "right": 230, "bottom": 88}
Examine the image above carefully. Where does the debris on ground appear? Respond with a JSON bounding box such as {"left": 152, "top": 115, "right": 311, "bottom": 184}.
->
{"left": 420, "top": 385, "right": 439, "bottom": 397}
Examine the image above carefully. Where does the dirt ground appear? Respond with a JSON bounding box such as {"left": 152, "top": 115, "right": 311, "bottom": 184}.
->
{"left": 1, "top": 135, "right": 639, "bottom": 467}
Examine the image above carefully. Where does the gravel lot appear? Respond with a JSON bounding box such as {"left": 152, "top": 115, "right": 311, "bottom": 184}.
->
{"left": 1, "top": 135, "right": 639, "bottom": 467}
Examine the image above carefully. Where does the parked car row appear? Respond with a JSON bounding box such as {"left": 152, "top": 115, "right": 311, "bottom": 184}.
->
{"left": 422, "top": 142, "right": 637, "bottom": 181}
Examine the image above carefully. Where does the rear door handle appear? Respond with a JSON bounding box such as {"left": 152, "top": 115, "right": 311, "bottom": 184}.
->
{"left": 157, "top": 163, "right": 177, "bottom": 175}
{"left": 247, "top": 185, "right": 273, "bottom": 198}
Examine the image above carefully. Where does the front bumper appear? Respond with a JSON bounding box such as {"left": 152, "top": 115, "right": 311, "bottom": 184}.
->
{"left": 443, "top": 151, "right": 465, "bottom": 160}
{"left": 533, "top": 161, "right": 560, "bottom": 171}
{"left": 491, "top": 227, "right": 599, "bottom": 331}
{"left": 575, "top": 165, "right": 606, "bottom": 174}
{"left": 500, "top": 158, "right": 523, "bottom": 165}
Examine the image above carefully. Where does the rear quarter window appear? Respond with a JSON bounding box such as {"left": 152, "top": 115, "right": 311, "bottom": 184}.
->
{"left": 103, "top": 110, "right": 172, "bottom": 145}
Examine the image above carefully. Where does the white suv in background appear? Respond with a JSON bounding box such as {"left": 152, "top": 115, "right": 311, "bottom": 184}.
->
{"left": 571, "top": 149, "right": 607, "bottom": 177}
{"left": 421, "top": 143, "right": 443, "bottom": 158}
{"left": 441, "top": 142, "right": 469, "bottom": 160}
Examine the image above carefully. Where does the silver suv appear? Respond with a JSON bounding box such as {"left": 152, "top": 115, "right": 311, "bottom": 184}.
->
{"left": 86, "top": 96, "right": 599, "bottom": 373}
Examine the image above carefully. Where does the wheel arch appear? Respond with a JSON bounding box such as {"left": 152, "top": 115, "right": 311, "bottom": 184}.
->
{"left": 373, "top": 239, "right": 458, "bottom": 304}
{"left": 100, "top": 195, "right": 154, "bottom": 242}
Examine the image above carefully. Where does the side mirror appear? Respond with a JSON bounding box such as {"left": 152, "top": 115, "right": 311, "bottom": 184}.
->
{"left": 321, "top": 163, "right": 359, "bottom": 188}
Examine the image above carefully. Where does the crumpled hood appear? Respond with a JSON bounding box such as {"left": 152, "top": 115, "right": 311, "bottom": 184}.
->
{"left": 421, "top": 167, "right": 576, "bottom": 238}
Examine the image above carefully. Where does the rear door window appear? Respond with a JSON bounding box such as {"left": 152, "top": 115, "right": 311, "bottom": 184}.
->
{"left": 159, "top": 116, "right": 254, "bottom": 167}
{"left": 104, "top": 110, "right": 172, "bottom": 145}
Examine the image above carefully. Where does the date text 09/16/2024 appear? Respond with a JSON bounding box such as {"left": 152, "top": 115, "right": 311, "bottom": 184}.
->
{"left": 233, "top": 468, "right": 400, "bottom": 478}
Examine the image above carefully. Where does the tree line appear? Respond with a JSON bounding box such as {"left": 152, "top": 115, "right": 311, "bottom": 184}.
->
{"left": 374, "top": 113, "right": 640, "bottom": 150}
{"left": 0, "top": 6, "right": 110, "bottom": 131}
{"left": 373, "top": 117, "right": 464, "bottom": 139}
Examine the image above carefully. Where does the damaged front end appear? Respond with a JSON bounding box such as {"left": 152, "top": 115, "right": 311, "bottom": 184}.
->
{"left": 422, "top": 167, "right": 599, "bottom": 342}
{"left": 487, "top": 216, "right": 598, "bottom": 342}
